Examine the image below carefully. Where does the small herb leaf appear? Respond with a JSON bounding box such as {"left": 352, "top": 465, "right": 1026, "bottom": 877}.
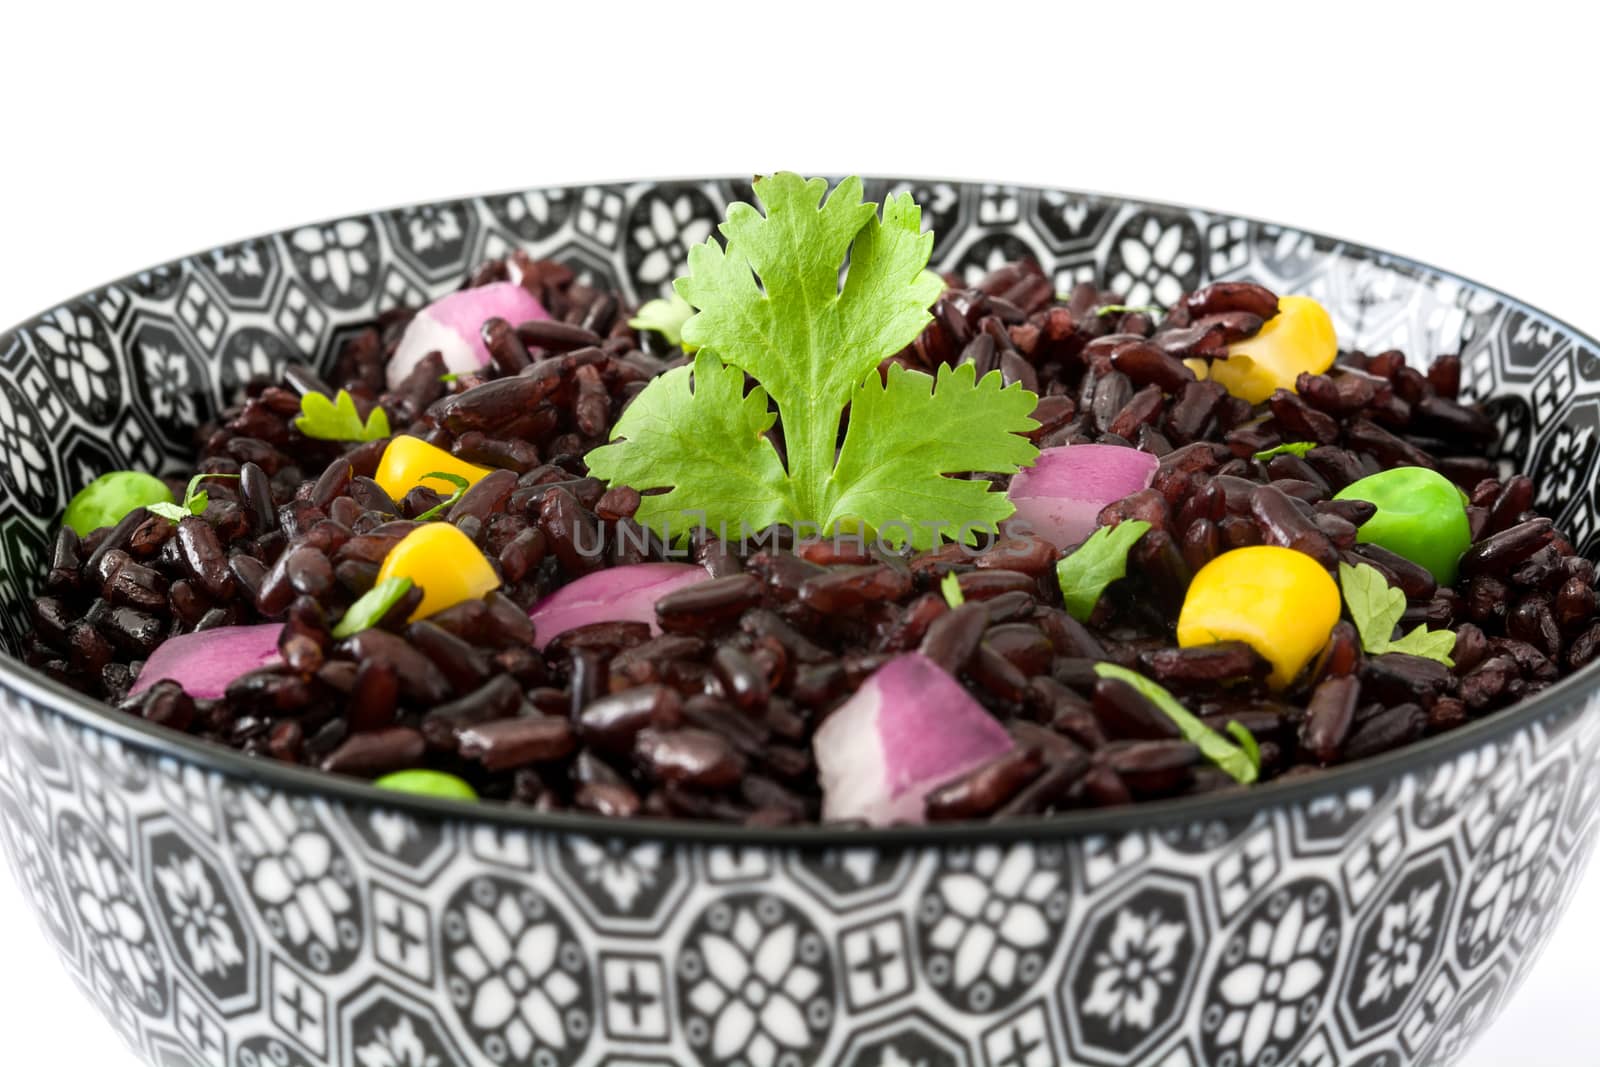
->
{"left": 1340, "top": 560, "right": 1404, "bottom": 650}
{"left": 1253, "top": 441, "right": 1317, "bottom": 462}
{"left": 940, "top": 571, "right": 965, "bottom": 608}
{"left": 1056, "top": 520, "right": 1151, "bottom": 622}
{"left": 183, "top": 472, "right": 238, "bottom": 511}
{"left": 149, "top": 472, "right": 239, "bottom": 524}
{"left": 1338, "top": 561, "right": 1455, "bottom": 666}
{"left": 413, "top": 471, "right": 472, "bottom": 522}
{"left": 1387, "top": 624, "right": 1458, "bottom": 664}
{"left": 294, "top": 389, "right": 391, "bottom": 442}
{"left": 628, "top": 292, "right": 697, "bottom": 350}
{"left": 331, "top": 577, "right": 414, "bottom": 638}
{"left": 1093, "top": 303, "right": 1162, "bottom": 318}
{"left": 1094, "top": 663, "right": 1260, "bottom": 784}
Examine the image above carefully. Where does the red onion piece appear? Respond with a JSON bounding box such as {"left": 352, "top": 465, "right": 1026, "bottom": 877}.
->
{"left": 387, "top": 282, "right": 550, "bottom": 388}
{"left": 814, "top": 652, "right": 1015, "bottom": 826}
{"left": 1006, "top": 443, "right": 1159, "bottom": 549}
{"left": 127, "top": 622, "right": 284, "bottom": 700}
{"left": 527, "top": 563, "right": 710, "bottom": 650}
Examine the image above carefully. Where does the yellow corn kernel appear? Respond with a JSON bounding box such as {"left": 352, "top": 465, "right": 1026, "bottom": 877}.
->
{"left": 373, "top": 435, "right": 491, "bottom": 504}
{"left": 1209, "top": 295, "right": 1338, "bottom": 404}
{"left": 375, "top": 522, "right": 501, "bottom": 621}
{"left": 1177, "top": 545, "right": 1339, "bottom": 690}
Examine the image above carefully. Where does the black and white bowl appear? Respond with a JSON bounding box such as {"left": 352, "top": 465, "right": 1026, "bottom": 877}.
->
{"left": 1, "top": 178, "right": 1597, "bottom": 1067}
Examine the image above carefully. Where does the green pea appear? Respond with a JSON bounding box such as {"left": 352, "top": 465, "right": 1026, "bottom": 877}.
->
{"left": 62, "top": 471, "right": 175, "bottom": 537}
{"left": 1334, "top": 466, "right": 1472, "bottom": 585}
{"left": 373, "top": 769, "right": 478, "bottom": 801}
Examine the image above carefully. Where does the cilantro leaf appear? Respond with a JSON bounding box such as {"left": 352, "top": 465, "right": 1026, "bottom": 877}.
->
{"left": 1339, "top": 560, "right": 1403, "bottom": 652}
{"left": 592, "top": 174, "right": 1038, "bottom": 547}
{"left": 414, "top": 472, "right": 472, "bottom": 522}
{"left": 1386, "top": 624, "right": 1458, "bottom": 663}
{"left": 585, "top": 351, "right": 796, "bottom": 540}
{"left": 332, "top": 577, "right": 414, "bottom": 638}
{"left": 825, "top": 362, "right": 1041, "bottom": 549}
{"left": 1094, "top": 663, "right": 1260, "bottom": 784}
{"left": 1338, "top": 561, "right": 1455, "bottom": 667}
{"left": 1094, "top": 303, "right": 1162, "bottom": 318}
{"left": 1055, "top": 520, "right": 1151, "bottom": 622}
{"left": 178, "top": 470, "right": 239, "bottom": 516}
{"left": 294, "top": 389, "right": 391, "bottom": 442}
{"left": 629, "top": 292, "right": 697, "bottom": 350}
{"left": 1253, "top": 441, "right": 1317, "bottom": 462}
{"left": 146, "top": 502, "right": 191, "bottom": 521}
{"left": 940, "top": 571, "right": 964, "bottom": 608}
{"left": 677, "top": 174, "right": 949, "bottom": 516}
{"left": 148, "top": 472, "right": 239, "bottom": 523}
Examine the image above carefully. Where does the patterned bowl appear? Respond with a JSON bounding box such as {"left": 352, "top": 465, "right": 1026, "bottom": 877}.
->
{"left": 1, "top": 178, "right": 1598, "bottom": 1067}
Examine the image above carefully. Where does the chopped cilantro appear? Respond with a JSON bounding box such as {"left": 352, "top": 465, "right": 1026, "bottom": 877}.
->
{"left": 1056, "top": 521, "right": 1150, "bottom": 622}
{"left": 1253, "top": 441, "right": 1317, "bottom": 462}
{"left": 147, "top": 472, "right": 239, "bottom": 523}
{"left": 294, "top": 389, "right": 391, "bottom": 442}
{"left": 629, "top": 292, "right": 697, "bottom": 350}
{"left": 1338, "top": 561, "right": 1456, "bottom": 666}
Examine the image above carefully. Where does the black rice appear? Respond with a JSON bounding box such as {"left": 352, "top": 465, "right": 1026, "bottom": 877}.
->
{"left": 27, "top": 255, "right": 1600, "bottom": 825}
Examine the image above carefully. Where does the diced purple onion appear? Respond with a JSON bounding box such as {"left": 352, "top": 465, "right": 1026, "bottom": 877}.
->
{"left": 127, "top": 623, "right": 285, "bottom": 700}
{"left": 1006, "top": 443, "right": 1159, "bottom": 549}
{"left": 386, "top": 282, "right": 550, "bottom": 388}
{"left": 813, "top": 652, "right": 1015, "bottom": 826}
{"left": 527, "top": 563, "right": 710, "bottom": 650}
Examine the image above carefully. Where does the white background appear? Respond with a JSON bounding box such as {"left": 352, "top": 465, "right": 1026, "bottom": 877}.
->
{"left": 1, "top": 3, "right": 1597, "bottom": 1064}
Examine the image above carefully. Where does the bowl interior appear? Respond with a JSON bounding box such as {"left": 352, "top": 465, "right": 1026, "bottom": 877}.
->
{"left": 0, "top": 176, "right": 1594, "bottom": 665}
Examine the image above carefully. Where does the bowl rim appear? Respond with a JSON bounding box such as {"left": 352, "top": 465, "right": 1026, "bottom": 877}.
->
{"left": 3, "top": 174, "right": 1597, "bottom": 847}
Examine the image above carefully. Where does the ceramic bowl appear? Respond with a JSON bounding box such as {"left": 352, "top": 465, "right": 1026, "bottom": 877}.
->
{"left": 1, "top": 178, "right": 1597, "bottom": 1067}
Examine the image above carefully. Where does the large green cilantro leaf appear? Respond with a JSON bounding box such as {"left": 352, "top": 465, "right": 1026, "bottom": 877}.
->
{"left": 825, "top": 362, "right": 1040, "bottom": 548}
{"left": 585, "top": 350, "right": 795, "bottom": 539}
{"left": 590, "top": 173, "right": 1037, "bottom": 546}
{"left": 677, "top": 174, "right": 946, "bottom": 514}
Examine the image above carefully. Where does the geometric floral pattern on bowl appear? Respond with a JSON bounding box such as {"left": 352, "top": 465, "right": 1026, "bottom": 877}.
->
{"left": 1, "top": 178, "right": 1599, "bottom": 1066}
{"left": 0, "top": 665, "right": 1595, "bottom": 1066}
